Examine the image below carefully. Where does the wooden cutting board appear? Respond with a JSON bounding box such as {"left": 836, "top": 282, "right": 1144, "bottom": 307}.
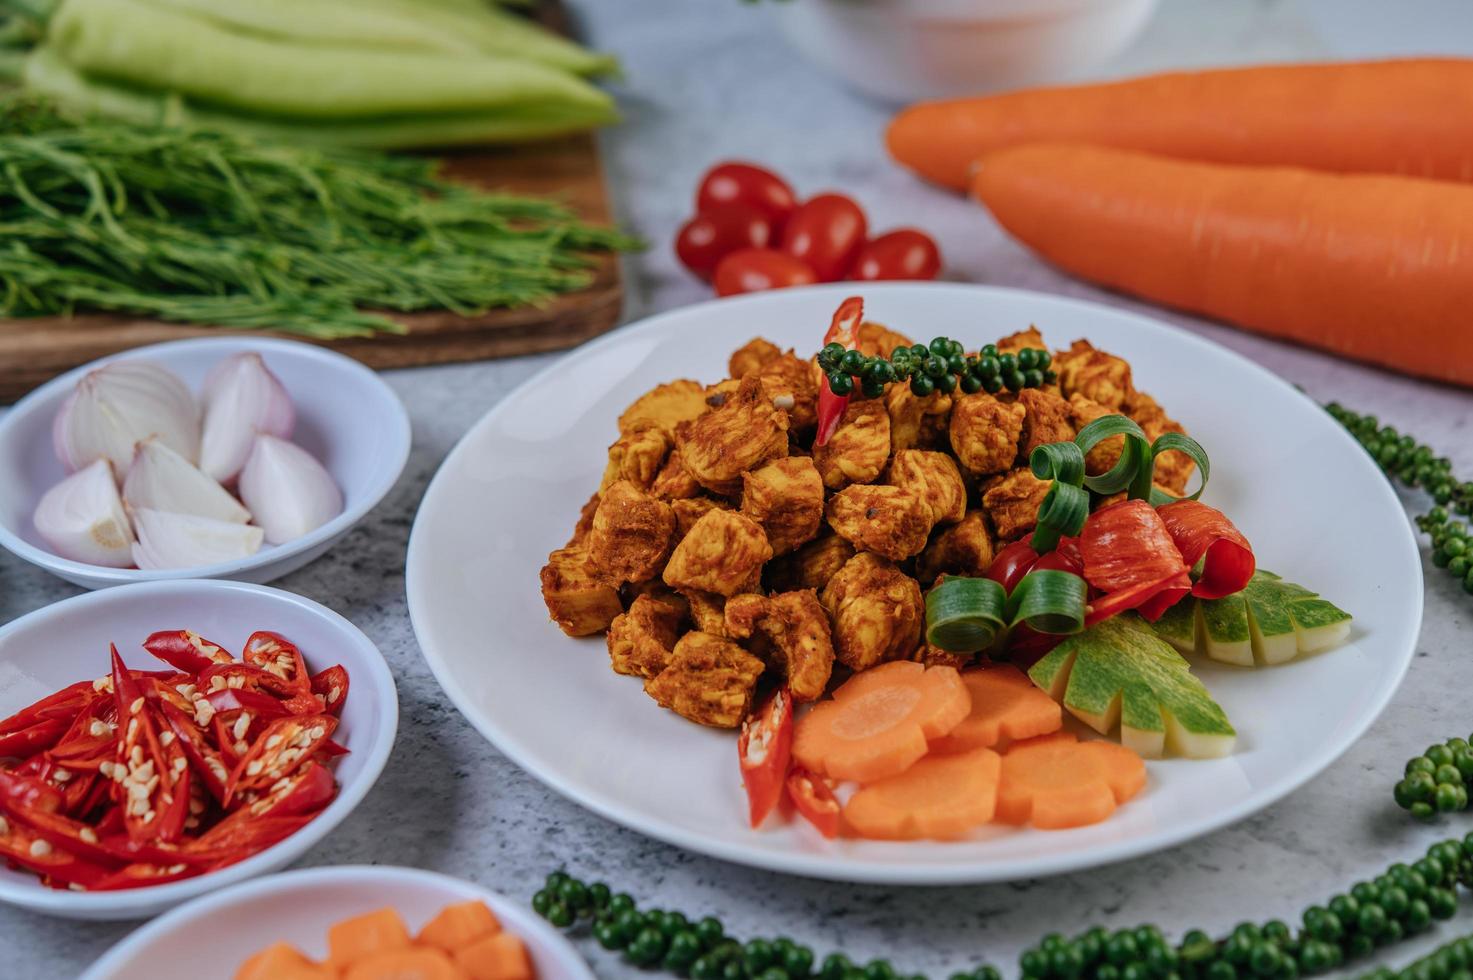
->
{"left": 0, "top": 2, "right": 622, "bottom": 404}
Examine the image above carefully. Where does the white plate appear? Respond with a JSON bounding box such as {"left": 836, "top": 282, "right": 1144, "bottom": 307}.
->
{"left": 0, "top": 337, "right": 411, "bottom": 590}
{"left": 82, "top": 865, "right": 594, "bottom": 980}
{"left": 405, "top": 283, "right": 1421, "bottom": 885}
{"left": 0, "top": 579, "right": 398, "bottom": 919}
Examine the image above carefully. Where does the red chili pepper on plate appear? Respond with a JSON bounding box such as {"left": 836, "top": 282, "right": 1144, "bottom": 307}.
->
{"left": 0, "top": 718, "right": 69, "bottom": 757}
{"left": 786, "top": 767, "right": 841, "bottom": 839}
{"left": 223, "top": 714, "right": 336, "bottom": 806}
{"left": 0, "top": 768, "right": 64, "bottom": 815}
{"left": 109, "top": 646, "right": 191, "bottom": 843}
{"left": 142, "top": 630, "right": 236, "bottom": 675}
{"left": 310, "top": 665, "right": 350, "bottom": 717}
{"left": 243, "top": 631, "right": 312, "bottom": 695}
{"left": 814, "top": 296, "right": 865, "bottom": 448}
{"left": 0, "top": 816, "right": 115, "bottom": 889}
{"left": 737, "top": 688, "right": 793, "bottom": 828}
{"left": 159, "top": 701, "right": 231, "bottom": 803}
{"left": 1080, "top": 500, "right": 1192, "bottom": 622}
{"left": 0, "top": 680, "right": 93, "bottom": 737}
{"left": 1157, "top": 500, "right": 1256, "bottom": 599}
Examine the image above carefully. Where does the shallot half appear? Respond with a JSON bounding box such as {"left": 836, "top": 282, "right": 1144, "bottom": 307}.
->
{"left": 32, "top": 459, "right": 135, "bottom": 567}
{"left": 199, "top": 353, "right": 295, "bottom": 484}
{"left": 52, "top": 361, "right": 199, "bottom": 473}
{"left": 237, "top": 435, "right": 342, "bottom": 545}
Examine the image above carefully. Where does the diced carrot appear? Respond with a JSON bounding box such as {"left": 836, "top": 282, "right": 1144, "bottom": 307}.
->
{"left": 417, "top": 900, "right": 502, "bottom": 954}
{"left": 792, "top": 661, "right": 971, "bottom": 783}
{"left": 343, "top": 947, "right": 465, "bottom": 980}
{"left": 327, "top": 907, "right": 413, "bottom": 971}
{"left": 455, "top": 932, "right": 535, "bottom": 980}
{"left": 234, "top": 942, "right": 333, "bottom": 980}
{"left": 842, "top": 746, "right": 1001, "bottom": 840}
{"left": 996, "top": 732, "right": 1147, "bottom": 830}
{"left": 929, "top": 665, "right": 1062, "bottom": 754}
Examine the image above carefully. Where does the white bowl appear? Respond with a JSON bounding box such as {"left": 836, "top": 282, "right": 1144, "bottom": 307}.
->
{"left": 0, "top": 337, "right": 411, "bottom": 590}
{"left": 771, "top": 0, "right": 1159, "bottom": 103}
{"left": 0, "top": 579, "right": 398, "bottom": 920}
{"left": 82, "top": 866, "right": 594, "bottom": 980}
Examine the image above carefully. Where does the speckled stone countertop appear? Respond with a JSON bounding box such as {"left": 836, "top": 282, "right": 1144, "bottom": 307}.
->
{"left": 6, "top": 2, "right": 1473, "bottom": 977}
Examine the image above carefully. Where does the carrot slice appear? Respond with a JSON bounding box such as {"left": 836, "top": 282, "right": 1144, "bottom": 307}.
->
{"left": 792, "top": 661, "right": 970, "bottom": 783}
{"left": 930, "top": 665, "right": 1062, "bottom": 754}
{"left": 455, "top": 932, "right": 534, "bottom": 980}
{"left": 417, "top": 900, "right": 502, "bottom": 954}
{"left": 843, "top": 746, "right": 1001, "bottom": 840}
{"left": 996, "top": 732, "right": 1147, "bottom": 830}
{"left": 234, "top": 943, "right": 333, "bottom": 980}
{"left": 343, "top": 947, "right": 464, "bottom": 980}
{"left": 327, "top": 907, "right": 413, "bottom": 971}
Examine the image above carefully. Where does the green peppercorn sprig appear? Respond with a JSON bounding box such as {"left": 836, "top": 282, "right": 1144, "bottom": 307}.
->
{"left": 1358, "top": 930, "right": 1473, "bottom": 980}
{"left": 531, "top": 870, "right": 999, "bottom": 980}
{"left": 1395, "top": 737, "right": 1473, "bottom": 819}
{"left": 816, "top": 337, "right": 1058, "bottom": 401}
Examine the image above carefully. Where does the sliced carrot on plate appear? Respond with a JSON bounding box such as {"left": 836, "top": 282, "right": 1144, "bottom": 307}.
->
{"left": 792, "top": 661, "right": 971, "bottom": 783}
{"left": 234, "top": 942, "right": 333, "bottom": 980}
{"left": 843, "top": 746, "right": 1001, "bottom": 840}
{"left": 455, "top": 932, "right": 535, "bottom": 980}
{"left": 327, "top": 907, "right": 413, "bottom": 971}
{"left": 930, "top": 665, "right": 1062, "bottom": 754}
{"left": 996, "top": 731, "right": 1147, "bottom": 830}
{"left": 343, "top": 947, "right": 464, "bottom": 980}
{"left": 417, "top": 899, "right": 502, "bottom": 953}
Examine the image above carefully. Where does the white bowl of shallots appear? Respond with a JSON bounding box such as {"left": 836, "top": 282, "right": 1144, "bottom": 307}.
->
{"left": 0, "top": 338, "right": 410, "bottom": 590}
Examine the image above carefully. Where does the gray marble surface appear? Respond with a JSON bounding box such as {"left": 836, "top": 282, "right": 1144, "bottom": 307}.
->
{"left": 6, "top": 1, "right": 1473, "bottom": 977}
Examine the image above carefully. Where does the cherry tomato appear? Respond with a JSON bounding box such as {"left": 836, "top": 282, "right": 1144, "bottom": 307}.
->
{"left": 780, "top": 193, "right": 868, "bottom": 282}
{"left": 674, "top": 205, "right": 775, "bottom": 282}
{"left": 696, "top": 162, "right": 798, "bottom": 230}
{"left": 713, "top": 248, "right": 818, "bottom": 297}
{"left": 985, "top": 539, "right": 1040, "bottom": 593}
{"left": 852, "top": 229, "right": 942, "bottom": 281}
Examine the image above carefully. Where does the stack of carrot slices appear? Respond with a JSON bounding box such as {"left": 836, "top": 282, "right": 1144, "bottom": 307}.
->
{"left": 791, "top": 663, "right": 1146, "bottom": 840}
{"left": 236, "top": 901, "right": 534, "bottom": 980}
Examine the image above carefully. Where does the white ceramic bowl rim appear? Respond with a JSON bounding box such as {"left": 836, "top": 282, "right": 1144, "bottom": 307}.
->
{"left": 0, "top": 336, "right": 410, "bottom": 584}
{"left": 0, "top": 578, "right": 399, "bottom": 916}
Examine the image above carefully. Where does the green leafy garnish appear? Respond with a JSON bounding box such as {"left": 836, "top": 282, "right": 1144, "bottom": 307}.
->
{"left": 925, "top": 571, "right": 1086, "bottom": 653}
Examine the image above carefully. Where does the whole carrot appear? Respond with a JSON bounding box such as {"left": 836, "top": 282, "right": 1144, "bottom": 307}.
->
{"left": 890, "top": 60, "right": 1473, "bottom": 191}
{"left": 970, "top": 143, "right": 1473, "bottom": 387}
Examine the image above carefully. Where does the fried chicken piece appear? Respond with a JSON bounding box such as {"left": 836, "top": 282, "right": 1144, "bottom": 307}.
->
{"left": 855, "top": 321, "right": 915, "bottom": 358}
{"left": 566, "top": 492, "right": 600, "bottom": 548}
{"left": 607, "top": 595, "right": 684, "bottom": 679}
{"left": 540, "top": 546, "right": 624, "bottom": 637}
{"left": 1054, "top": 339, "right": 1132, "bottom": 410}
{"left": 1067, "top": 392, "right": 1123, "bottom": 476}
{"left": 765, "top": 534, "right": 856, "bottom": 593}
{"left": 981, "top": 467, "right": 1052, "bottom": 541}
{"left": 886, "top": 450, "right": 967, "bottom": 526}
{"left": 729, "top": 337, "right": 783, "bottom": 379}
{"left": 587, "top": 480, "right": 675, "bottom": 585}
{"left": 619, "top": 379, "right": 710, "bottom": 438}
{"left": 884, "top": 384, "right": 953, "bottom": 454}
{"left": 663, "top": 509, "right": 774, "bottom": 597}
{"left": 741, "top": 456, "right": 824, "bottom": 555}
{"left": 812, "top": 399, "right": 890, "bottom": 490}
{"left": 650, "top": 451, "right": 701, "bottom": 501}
{"left": 757, "top": 352, "right": 820, "bottom": 433}
{"left": 681, "top": 589, "right": 729, "bottom": 637}
{"left": 1127, "top": 391, "right": 1196, "bottom": 495}
{"left": 676, "top": 375, "right": 789, "bottom": 495}
{"left": 949, "top": 392, "right": 1026, "bottom": 477}
{"left": 724, "top": 590, "right": 835, "bottom": 702}
{"left": 825, "top": 484, "right": 932, "bottom": 562}
{"left": 997, "top": 326, "right": 1046, "bottom": 355}
{"left": 671, "top": 497, "right": 730, "bottom": 543}
{"left": 600, "top": 426, "right": 671, "bottom": 493}
{"left": 913, "top": 642, "right": 975, "bottom": 670}
{"left": 916, "top": 510, "right": 996, "bottom": 584}
{"left": 820, "top": 553, "right": 924, "bottom": 671}
{"left": 1017, "top": 387, "right": 1076, "bottom": 458}
{"left": 644, "top": 631, "right": 766, "bottom": 728}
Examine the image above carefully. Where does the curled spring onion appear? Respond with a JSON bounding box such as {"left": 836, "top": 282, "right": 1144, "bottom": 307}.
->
{"left": 925, "top": 571, "right": 1088, "bottom": 654}
{"left": 1028, "top": 441, "right": 1089, "bottom": 553}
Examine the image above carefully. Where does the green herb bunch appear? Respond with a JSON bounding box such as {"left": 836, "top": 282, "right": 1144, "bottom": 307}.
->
{"left": 817, "top": 337, "right": 1056, "bottom": 400}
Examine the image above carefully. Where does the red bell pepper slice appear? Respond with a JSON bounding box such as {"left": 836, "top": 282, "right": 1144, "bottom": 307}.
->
{"left": 1080, "top": 500, "right": 1192, "bottom": 623}
{"left": 737, "top": 688, "right": 793, "bottom": 828}
{"left": 0, "top": 680, "right": 92, "bottom": 736}
{"left": 142, "top": 629, "right": 235, "bottom": 675}
{"left": 223, "top": 714, "right": 336, "bottom": 806}
{"left": 1157, "top": 500, "right": 1256, "bottom": 599}
{"left": 309, "top": 665, "right": 350, "bottom": 717}
{"left": 159, "top": 701, "right": 230, "bottom": 804}
{"left": 243, "top": 631, "right": 312, "bottom": 695}
{"left": 109, "top": 646, "right": 191, "bottom": 844}
{"left": 786, "top": 767, "right": 841, "bottom": 839}
{"left": 814, "top": 296, "right": 864, "bottom": 448}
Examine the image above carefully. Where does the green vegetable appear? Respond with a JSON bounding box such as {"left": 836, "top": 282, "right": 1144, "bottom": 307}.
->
{"left": 1396, "top": 736, "right": 1473, "bottom": 820}
{"left": 0, "top": 98, "right": 635, "bottom": 338}
{"left": 1150, "top": 570, "right": 1353, "bottom": 667}
{"left": 813, "top": 340, "right": 1055, "bottom": 404}
{"left": 924, "top": 571, "right": 1086, "bottom": 653}
{"left": 1029, "top": 614, "right": 1236, "bottom": 759}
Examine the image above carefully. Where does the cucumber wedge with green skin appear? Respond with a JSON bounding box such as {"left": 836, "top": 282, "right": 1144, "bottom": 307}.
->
{"left": 1201, "top": 593, "right": 1253, "bottom": 666}
{"left": 1153, "top": 570, "right": 1352, "bottom": 667}
{"left": 1151, "top": 596, "right": 1198, "bottom": 655}
{"left": 1029, "top": 615, "right": 1236, "bottom": 759}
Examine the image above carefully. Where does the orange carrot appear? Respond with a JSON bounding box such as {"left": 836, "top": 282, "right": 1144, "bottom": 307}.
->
{"left": 417, "top": 900, "right": 502, "bottom": 954}
{"left": 995, "top": 732, "right": 1146, "bottom": 830}
{"left": 843, "top": 746, "right": 1001, "bottom": 840}
{"left": 327, "top": 907, "right": 413, "bottom": 971}
{"left": 930, "top": 665, "right": 1062, "bottom": 754}
{"left": 792, "top": 661, "right": 970, "bottom": 783}
{"left": 234, "top": 942, "right": 332, "bottom": 980}
{"left": 455, "top": 933, "right": 535, "bottom": 980}
{"left": 971, "top": 143, "right": 1473, "bottom": 387}
{"left": 343, "top": 947, "right": 463, "bottom": 980}
{"left": 887, "top": 59, "right": 1473, "bottom": 191}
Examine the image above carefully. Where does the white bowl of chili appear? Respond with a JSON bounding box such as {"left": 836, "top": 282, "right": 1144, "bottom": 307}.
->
{"left": 0, "top": 578, "right": 398, "bottom": 920}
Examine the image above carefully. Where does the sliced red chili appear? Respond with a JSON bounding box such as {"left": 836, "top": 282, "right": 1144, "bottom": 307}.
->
{"left": 142, "top": 629, "right": 236, "bottom": 675}
{"left": 1157, "top": 499, "right": 1256, "bottom": 599}
{"left": 738, "top": 688, "right": 793, "bottom": 828}
{"left": 46, "top": 696, "right": 117, "bottom": 770}
{"left": 9, "top": 806, "right": 127, "bottom": 867}
{"left": 786, "top": 767, "right": 841, "bottom": 839}
{"left": 0, "top": 719, "right": 68, "bottom": 758}
{"left": 243, "top": 631, "right": 311, "bottom": 694}
{"left": 197, "top": 662, "right": 294, "bottom": 700}
{"left": 0, "top": 680, "right": 92, "bottom": 736}
{"left": 191, "top": 813, "right": 316, "bottom": 870}
{"left": 309, "top": 665, "right": 350, "bottom": 717}
{"left": 0, "top": 767, "right": 64, "bottom": 814}
{"left": 0, "top": 817, "right": 114, "bottom": 889}
{"left": 159, "top": 701, "right": 230, "bottom": 804}
{"left": 234, "top": 761, "right": 337, "bottom": 821}
{"left": 316, "top": 739, "right": 350, "bottom": 759}
{"left": 814, "top": 296, "right": 864, "bottom": 448}
{"left": 109, "top": 646, "right": 191, "bottom": 844}
{"left": 88, "top": 861, "right": 200, "bottom": 891}
{"left": 223, "top": 714, "right": 336, "bottom": 805}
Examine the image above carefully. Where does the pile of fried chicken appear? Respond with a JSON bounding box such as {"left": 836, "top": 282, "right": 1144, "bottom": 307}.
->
{"left": 539, "top": 322, "right": 1191, "bottom": 729}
